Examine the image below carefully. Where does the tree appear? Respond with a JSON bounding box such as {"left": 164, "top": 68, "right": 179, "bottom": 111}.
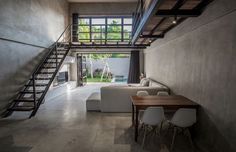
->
{"left": 89, "top": 54, "right": 112, "bottom": 81}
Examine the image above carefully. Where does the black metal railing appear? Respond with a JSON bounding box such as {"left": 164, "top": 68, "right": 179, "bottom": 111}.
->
{"left": 132, "top": 0, "right": 151, "bottom": 38}
{"left": 132, "top": 0, "right": 162, "bottom": 44}
{"left": 30, "top": 24, "right": 72, "bottom": 117}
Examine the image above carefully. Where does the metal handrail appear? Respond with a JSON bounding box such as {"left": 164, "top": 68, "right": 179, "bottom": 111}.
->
{"left": 30, "top": 24, "right": 72, "bottom": 110}
{"left": 32, "top": 24, "right": 72, "bottom": 76}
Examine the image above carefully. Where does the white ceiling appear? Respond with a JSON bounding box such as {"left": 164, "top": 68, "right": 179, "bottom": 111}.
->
{"left": 68, "top": 0, "right": 137, "bottom": 3}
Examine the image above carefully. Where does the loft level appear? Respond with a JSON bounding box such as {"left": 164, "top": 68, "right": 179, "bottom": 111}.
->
{"left": 132, "top": 0, "right": 213, "bottom": 45}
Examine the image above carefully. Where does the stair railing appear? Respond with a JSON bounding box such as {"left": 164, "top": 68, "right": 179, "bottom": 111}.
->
{"left": 30, "top": 24, "right": 73, "bottom": 115}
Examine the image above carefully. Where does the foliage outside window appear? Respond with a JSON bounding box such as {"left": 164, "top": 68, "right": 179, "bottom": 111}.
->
{"left": 77, "top": 17, "right": 132, "bottom": 43}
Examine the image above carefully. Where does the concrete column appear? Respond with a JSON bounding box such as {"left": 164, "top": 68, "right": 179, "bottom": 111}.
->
{"left": 69, "top": 52, "right": 77, "bottom": 81}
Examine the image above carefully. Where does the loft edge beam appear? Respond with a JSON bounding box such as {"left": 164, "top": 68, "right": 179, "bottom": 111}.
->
{"left": 156, "top": 9, "right": 202, "bottom": 17}
{"left": 131, "top": 0, "right": 164, "bottom": 44}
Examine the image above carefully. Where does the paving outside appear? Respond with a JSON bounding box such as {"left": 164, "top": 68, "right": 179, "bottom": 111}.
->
{"left": 0, "top": 83, "right": 196, "bottom": 152}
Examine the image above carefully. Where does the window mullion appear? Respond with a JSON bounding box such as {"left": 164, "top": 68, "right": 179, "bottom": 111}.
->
{"left": 105, "top": 17, "right": 107, "bottom": 44}
{"left": 89, "top": 17, "right": 92, "bottom": 42}
{"left": 122, "top": 18, "right": 125, "bottom": 42}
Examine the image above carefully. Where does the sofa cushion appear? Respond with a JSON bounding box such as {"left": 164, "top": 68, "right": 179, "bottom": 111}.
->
{"left": 149, "top": 80, "right": 168, "bottom": 89}
{"left": 140, "top": 78, "right": 150, "bottom": 86}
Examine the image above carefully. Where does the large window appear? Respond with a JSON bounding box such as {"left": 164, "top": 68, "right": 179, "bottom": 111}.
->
{"left": 76, "top": 17, "right": 132, "bottom": 44}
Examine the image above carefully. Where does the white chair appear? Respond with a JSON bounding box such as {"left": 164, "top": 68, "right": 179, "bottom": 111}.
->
{"left": 169, "top": 108, "right": 197, "bottom": 151}
{"left": 141, "top": 107, "right": 165, "bottom": 148}
{"left": 137, "top": 91, "right": 149, "bottom": 96}
{"left": 136, "top": 91, "right": 149, "bottom": 125}
{"left": 157, "top": 91, "right": 169, "bottom": 96}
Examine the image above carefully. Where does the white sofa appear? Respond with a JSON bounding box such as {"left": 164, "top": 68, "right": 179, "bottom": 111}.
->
{"left": 100, "top": 79, "right": 169, "bottom": 112}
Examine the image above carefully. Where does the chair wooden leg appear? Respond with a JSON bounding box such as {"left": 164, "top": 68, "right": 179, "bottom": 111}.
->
{"left": 160, "top": 121, "right": 164, "bottom": 135}
{"left": 186, "top": 128, "right": 195, "bottom": 152}
{"left": 142, "top": 125, "right": 147, "bottom": 149}
{"left": 165, "top": 121, "right": 172, "bottom": 136}
{"left": 171, "top": 127, "right": 177, "bottom": 151}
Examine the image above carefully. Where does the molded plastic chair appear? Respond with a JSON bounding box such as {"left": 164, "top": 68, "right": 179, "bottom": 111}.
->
{"left": 136, "top": 91, "right": 149, "bottom": 124}
{"left": 141, "top": 107, "right": 165, "bottom": 148}
{"left": 137, "top": 91, "right": 149, "bottom": 96}
{"left": 170, "top": 108, "right": 196, "bottom": 151}
{"left": 157, "top": 91, "right": 169, "bottom": 96}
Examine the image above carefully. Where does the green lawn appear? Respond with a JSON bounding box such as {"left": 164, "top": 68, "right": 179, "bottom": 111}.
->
{"left": 87, "top": 77, "right": 112, "bottom": 83}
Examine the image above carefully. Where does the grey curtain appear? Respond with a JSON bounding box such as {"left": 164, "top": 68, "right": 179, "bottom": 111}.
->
{"left": 128, "top": 51, "right": 140, "bottom": 83}
{"left": 72, "top": 13, "right": 78, "bottom": 42}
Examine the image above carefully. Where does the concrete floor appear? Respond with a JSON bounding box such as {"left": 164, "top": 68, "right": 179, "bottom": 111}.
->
{"left": 0, "top": 83, "right": 196, "bottom": 152}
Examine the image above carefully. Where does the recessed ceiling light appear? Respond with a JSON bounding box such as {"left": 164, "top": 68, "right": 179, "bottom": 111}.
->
{"left": 172, "top": 16, "right": 177, "bottom": 24}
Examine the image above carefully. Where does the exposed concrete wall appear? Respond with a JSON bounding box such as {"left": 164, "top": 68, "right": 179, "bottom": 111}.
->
{"left": 0, "top": 0, "right": 69, "bottom": 115}
{"left": 69, "top": 2, "right": 137, "bottom": 16}
{"left": 144, "top": 0, "right": 236, "bottom": 151}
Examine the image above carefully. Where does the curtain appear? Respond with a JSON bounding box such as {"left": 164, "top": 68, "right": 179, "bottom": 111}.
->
{"left": 128, "top": 51, "right": 140, "bottom": 83}
{"left": 72, "top": 13, "right": 78, "bottom": 42}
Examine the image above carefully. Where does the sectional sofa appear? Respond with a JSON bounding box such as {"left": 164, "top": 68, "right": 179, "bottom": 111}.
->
{"left": 100, "top": 78, "right": 170, "bottom": 112}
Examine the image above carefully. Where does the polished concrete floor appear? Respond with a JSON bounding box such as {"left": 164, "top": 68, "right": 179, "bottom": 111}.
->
{"left": 0, "top": 83, "right": 197, "bottom": 152}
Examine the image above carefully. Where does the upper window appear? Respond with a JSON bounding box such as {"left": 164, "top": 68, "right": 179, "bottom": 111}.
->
{"left": 76, "top": 17, "right": 132, "bottom": 44}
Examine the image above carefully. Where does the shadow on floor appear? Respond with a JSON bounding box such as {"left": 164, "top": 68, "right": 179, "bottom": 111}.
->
{"left": 0, "top": 135, "right": 32, "bottom": 152}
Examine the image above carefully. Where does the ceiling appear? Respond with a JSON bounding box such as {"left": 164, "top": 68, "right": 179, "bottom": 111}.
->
{"left": 68, "top": 0, "right": 137, "bottom": 3}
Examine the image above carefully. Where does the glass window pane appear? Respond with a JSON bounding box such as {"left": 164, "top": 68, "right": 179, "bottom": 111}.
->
{"left": 107, "top": 25, "right": 121, "bottom": 32}
{"left": 108, "top": 18, "right": 121, "bottom": 25}
{"left": 79, "top": 18, "right": 89, "bottom": 25}
{"left": 107, "top": 33, "right": 121, "bottom": 40}
{"left": 80, "top": 39, "right": 90, "bottom": 42}
{"left": 92, "top": 26, "right": 105, "bottom": 32}
{"left": 92, "top": 18, "right": 105, "bottom": 25}
{"left": 123, "top": 26, "right": 132, "bottom": 32}
{"left": 92, "top": 33, "right": 105, "bottom": 40}
{"left": 78, "top": 26, "right": 90, "bottom": 32}
{"left": 124, "top": 18, "right": 132, "bottom": 24}
{"left": 78, "top": 33, "right": 90, "bottom": 40}
{"left": 123, "top": 32, "right": 131, "bottom": 40}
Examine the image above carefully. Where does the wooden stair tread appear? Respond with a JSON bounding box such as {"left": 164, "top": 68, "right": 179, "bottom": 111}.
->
{"left": 14, "top": 98, "right": 37, "bottom": 102}
{"left": 37, "top": 72, "right": 54, "bottom": 74}
{"left": 20, "top": 90, "right": 44, "bottom": 94}
{"left": 9, "top": 106, "right": 35, "bottom": 111}
{"left": 25, "top": 83, "right": 48, "bottom": 87}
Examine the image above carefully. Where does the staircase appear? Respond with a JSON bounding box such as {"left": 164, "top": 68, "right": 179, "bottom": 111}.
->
{"left": 4, "top": 25, "right": 72, "bottom": 118}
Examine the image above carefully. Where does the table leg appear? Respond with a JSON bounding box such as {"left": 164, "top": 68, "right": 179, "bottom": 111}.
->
{"left": 132, "top": 103, "right": 134, "bottom": 126}
{"left": 135, "top": 108, "right": 139, "bottom": 142}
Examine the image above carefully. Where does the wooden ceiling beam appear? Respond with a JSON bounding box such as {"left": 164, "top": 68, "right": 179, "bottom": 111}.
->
{"left": 140, "top": 34, "right": 164, "bottom": 38}
{"left": 140, "top": 0, "right": 187, "bottom": 44}
{"left": 156, "top": 9, "right": 201, "bottom": 17}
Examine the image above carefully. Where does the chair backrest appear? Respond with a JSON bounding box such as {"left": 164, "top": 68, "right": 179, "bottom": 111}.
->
{"left": 142, "top": 107, "right": 165, "bottom": 126}
{"left": 171, "top": 108, "right": 196, "bottom": 128}
{"left": 137, "top": 91, "right": 149, "bottom": 96}
{"left": 157, "top": 91, "right": 169, "bottom": 96}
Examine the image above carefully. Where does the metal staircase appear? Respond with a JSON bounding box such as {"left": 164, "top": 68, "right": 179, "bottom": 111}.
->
{"left": 4, "top": 24, "right": 72, "bottom": 118}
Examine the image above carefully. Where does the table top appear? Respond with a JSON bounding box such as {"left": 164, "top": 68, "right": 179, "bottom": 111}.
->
{"left": 131, "top": 95, "right": 199, "bottom": 108}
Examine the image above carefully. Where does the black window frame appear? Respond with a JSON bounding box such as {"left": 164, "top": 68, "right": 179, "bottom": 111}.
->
{"left": 75, "top": 16, "right": 132, "bottom": 44}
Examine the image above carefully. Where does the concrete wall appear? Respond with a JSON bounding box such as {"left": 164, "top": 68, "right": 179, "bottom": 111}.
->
{"left": 0, "top": 0, "right": 69, "bottom": 115}
{"left": 144, "top": 0, "right": 236, "bottom": 151}
{"left": 69, "top": 2, "right": 137, "bottom": 16}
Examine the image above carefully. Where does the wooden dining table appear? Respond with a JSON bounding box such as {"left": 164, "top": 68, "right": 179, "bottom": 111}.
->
{"left": 130, "top": 95, "right": 199, "bottom": 142}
